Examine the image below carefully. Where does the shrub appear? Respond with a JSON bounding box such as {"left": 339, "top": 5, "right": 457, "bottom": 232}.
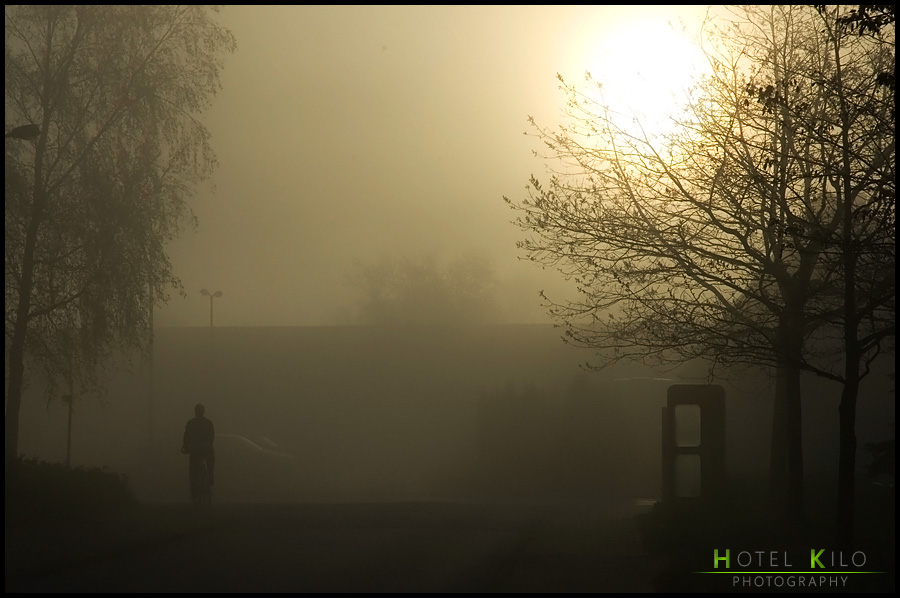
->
{"left": 5, "top": 457, "right": 138, "bottom": 530}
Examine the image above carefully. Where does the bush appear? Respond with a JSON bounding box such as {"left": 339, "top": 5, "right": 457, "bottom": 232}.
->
{"left": 5, "top": 457, "right": 138, "bottom": 530}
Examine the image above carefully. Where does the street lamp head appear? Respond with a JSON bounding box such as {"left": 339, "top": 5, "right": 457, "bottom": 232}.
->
{"left": 200, "top": 288, "right": 222, "bottom": 328}
{"left": 5, "top": 123, "right": 41, "bottom": 141}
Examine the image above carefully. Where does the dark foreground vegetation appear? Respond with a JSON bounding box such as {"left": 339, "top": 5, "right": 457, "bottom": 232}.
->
{"left": 4, "top": 455, "right": 894, "bottom": 593}
{"left": 6, "top": 458, "right": 138, "bottom": 532}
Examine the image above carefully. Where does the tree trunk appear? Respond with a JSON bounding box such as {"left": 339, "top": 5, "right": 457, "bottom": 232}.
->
{"left": 784, "top": 357, "right": 804, "bottom": 523}
{"left": 769, "top": 366, "right": 789, "bottom": 512}
{"left": 836, "top": 377, "right": 859, "bottom": 549}
{"left": 836, "top": 183, "right": 860, "bottom": 549}
{"left": 771, "top": 313, "right": 805, "bottom": 524}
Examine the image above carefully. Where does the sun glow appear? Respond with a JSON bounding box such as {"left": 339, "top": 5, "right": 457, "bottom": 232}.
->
{"left": 575, "top": 17, "right": 709, "bottom": 143}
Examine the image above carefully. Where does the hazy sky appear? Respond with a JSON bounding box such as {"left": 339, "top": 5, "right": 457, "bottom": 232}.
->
{"left": 154, "top": 5, "right": 710, "bottom": 327}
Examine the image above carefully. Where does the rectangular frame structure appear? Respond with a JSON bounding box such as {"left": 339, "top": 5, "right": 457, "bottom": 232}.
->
{"left": 661, "top": 384, "right": 726, "bottom": 505}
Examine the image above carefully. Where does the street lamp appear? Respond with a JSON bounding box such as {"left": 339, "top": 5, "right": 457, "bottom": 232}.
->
{"left": 200, "top": 289, "right": 223, "bottom": 328}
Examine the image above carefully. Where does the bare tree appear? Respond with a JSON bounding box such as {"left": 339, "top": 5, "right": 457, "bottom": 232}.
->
{"left": 815, "top": 4, "right": 895, "bottom": 548}
{"left": 505, "top": 5, "right": 894, "bottom": 531}
{"left": 5, "top": 5, "right": 236, "bottom": 465}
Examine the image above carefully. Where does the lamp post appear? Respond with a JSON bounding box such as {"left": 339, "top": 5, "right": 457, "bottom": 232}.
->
{"left": 200, "top": 289, "right": 223, "bottom": 328}
{"left": 200, "top": 289, "right": 223, "bottom": 401}
{"left": 147, "top": 280, "right": 155, "bottom": 473}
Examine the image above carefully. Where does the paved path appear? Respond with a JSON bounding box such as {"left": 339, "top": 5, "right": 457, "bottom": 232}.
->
{"left": 6, "top": 500, "right": 667, "bottom": 592}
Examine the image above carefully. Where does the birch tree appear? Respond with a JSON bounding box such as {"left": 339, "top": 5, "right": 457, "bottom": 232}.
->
{"left": 5, "top": 5, "right": 236, "bottom": 464}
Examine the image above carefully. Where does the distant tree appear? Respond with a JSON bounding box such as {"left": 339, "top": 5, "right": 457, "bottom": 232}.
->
{"left": 505, "top": 4, "right": 894, "bottom": 536}
{"left": 472, "top": 372, "right": 637, "bottom": 499}
{"left": 349, "top": 254, "right": 501, "bottom": 326}
{"left": 474, "top": 381, "right": 559, "bottom": 495}
{"left": 863, "top": 431, "right": 894, "bottom": 480}
{"left": 5, "top": 5, "right": 236, "bottom": 465}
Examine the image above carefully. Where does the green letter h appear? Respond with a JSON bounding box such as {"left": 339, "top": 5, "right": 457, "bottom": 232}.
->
{"left": 714, "top": 549, "right": 730, "bottom": 569}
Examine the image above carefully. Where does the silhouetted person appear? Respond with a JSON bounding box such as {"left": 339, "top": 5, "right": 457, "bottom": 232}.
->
{"left": 182, "top": 403, "right": 215, "bottom": 501}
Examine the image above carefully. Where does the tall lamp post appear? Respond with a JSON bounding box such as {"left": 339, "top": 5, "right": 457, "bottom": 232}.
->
{"left": 200, "top": 289, "right": 223, "bottom": 328}
{"left": 147, "top": 280, "right": 155, "bottom": 475}
{"left": 200, "top": 289, "right": 222, "bottom": 400}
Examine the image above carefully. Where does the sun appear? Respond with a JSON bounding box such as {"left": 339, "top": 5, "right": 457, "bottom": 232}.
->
{"left": 575, "top": 16, "right": 708, "bottom": 142}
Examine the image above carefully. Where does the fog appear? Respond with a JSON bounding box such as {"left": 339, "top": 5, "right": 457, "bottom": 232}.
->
{"left": 17, "top": 325, "right": 894, "bottom": 505}
{"left": 7, "top": 7, "right": 896, "bottom": 594}
{"left": 10, "top": 3, "right": 895, "bottom": 507}
{"left": 150, "top": 5, "right": 712, "bottom": 328}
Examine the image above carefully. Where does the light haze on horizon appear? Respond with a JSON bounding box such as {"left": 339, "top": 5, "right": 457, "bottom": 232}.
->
{"left": 154, "top": 5, "right": 711, "bottom": 328}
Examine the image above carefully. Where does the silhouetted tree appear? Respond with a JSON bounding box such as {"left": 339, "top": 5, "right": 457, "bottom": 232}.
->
{"left": 5, "top": 6, "right": 236, "bottom": 465}
{"left": 814, "top": 4, "right": 895, "bottom": 548}
{"left": 505, "top": 5, "right": 894, "bottom": 534}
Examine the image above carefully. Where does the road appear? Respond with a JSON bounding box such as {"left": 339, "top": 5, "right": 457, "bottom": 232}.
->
{"left": 6, "top": 500, "right": 666, "bottom": 592}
